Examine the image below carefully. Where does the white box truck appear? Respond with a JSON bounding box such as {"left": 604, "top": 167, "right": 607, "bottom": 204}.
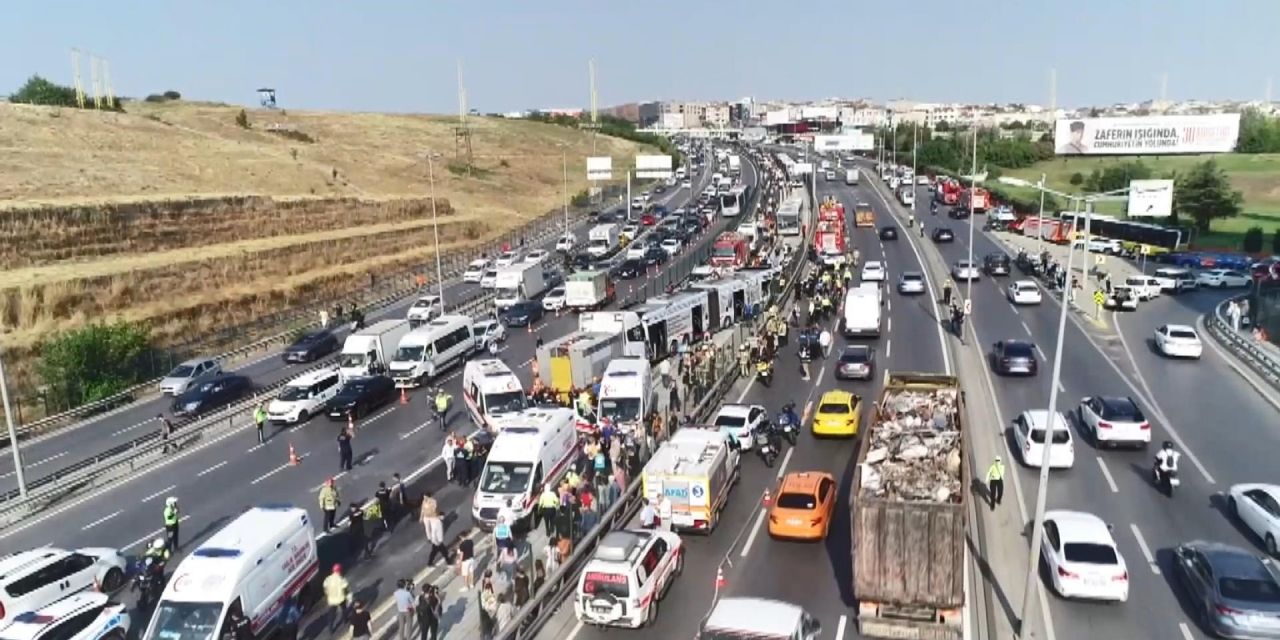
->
{"left": 494, "top": 262, "right": 548, "bottom": 311}
{"left": 728, "top": 155, "right": 741, "bottom": 175}
{"left": 642, "top": 427, "right": 741, "bottom": 533}
{"left": 587, "top": 224, "right": 620, "bottom": 258}
{"left": 338, "top": 319, "right": 410, "bottom": 380}
{"left": 845, "top": 168, "right": 860, "bottom": 185}
{"left": 565, "top": 270, "right": 615, "bottom": 311}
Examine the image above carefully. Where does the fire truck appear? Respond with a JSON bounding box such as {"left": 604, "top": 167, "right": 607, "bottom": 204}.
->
{"left": 711, "top": 231, "right": 750, "bottom": 268}
{"left": 960, "top": 187, "right": 990, "bottom": 213}
{"left": 936, "top": 179, "right": 962, "bottom": 205}
{"left": 814, "top": 197, "right": 847, "bottom": 258}
{"left": 1015, "top": 217, "right": 1072, "bottom": 243}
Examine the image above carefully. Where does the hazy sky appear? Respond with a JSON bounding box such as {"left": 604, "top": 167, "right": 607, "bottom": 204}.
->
{"left": 4, "top": 1, "right": 1276, "bottom": 113}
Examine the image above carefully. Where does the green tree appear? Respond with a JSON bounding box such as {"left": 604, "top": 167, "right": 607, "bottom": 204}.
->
{"left": 1236, "top": 108, "right": 1280, "bottom": 153}
{"left": 37, "top": 321, "right": 153, "bottom": 406}
{"left": 1273, "top": 229, "right": 1280, "bottom": 255}
{"left": 1068, "top": 172, "right": 1084, "bottom": 186}
{"left": 1244, "top": 227, "right": 1264, "bottom": 252}
{"left": 9, "top": 75, "right": 80, "bottom": 107}
{"left": 934, "top": 121, "right": 950, "bottom": 132}
{"left": 1172, "top": 160, "right": 1244, "bottom": 232}
{"left": 235, "top": 109, "right": 249, "bottom": 128}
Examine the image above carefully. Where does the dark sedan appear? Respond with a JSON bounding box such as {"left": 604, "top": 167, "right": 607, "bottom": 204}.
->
{"left": 948, "top": 208, "right": 971, "bottom": 220}
{"left": 170, "top": 374, "right": 253, "bottom": 417}
{"left": 569, "top": 252, "right": 596, "bottom": 271}
{"left": 932, "top": 228, "right": 955, "bottom": 243}
{"left": 1173, "top": 541, "right": 1280, "bottom": 639}
{"left": 990, "top": 340, "right": 1038, "bottom": 376}
{"left": 641, "top": 245, "right": 668, "bottom": 267}
{"left": 614, "top": 258, "right": 645, "bottom": 280}
{"left": 501, "top": 300, "right": 544, "bottom": 327}
{"left": 878, "top": 226, "right": 898, "bottom": 241}
{"left": 326, "top": 375, "right": 396, "bottom": 420}
{"left": 984, "top": 253, "right": 1012, "bottom": 276}
{"left": 835, "top": 345, "right": 876, "bottom": 380}
{"left": 282, "top": 330, "right": 340, "bottom": 363}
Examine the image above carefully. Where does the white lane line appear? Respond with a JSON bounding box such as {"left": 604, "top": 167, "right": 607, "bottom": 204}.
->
{"left": 246, "top": 443, "right": 264, "bottom": 454}
{"left": 25, "top": 451, "right": 69, "bottom": 468}
{"left": 112, "top": 419, "right": 155, "bottom": 437}
{"left": 887, "top": 317, "right": 892, "bottom": 333}
{"left": 360, "top": 406, "right": 396, "bottom": 426}
{"left": 251, "top": 461, "right": 293, "bottom": 485}
{"left": 140, "top": 484, "right": 177, "bottom": 503}
{"left": 1035, "top": 344, "right": 1048, "bottom": 360}
{"left": 1178, "top": 623, "right": 1194, "bottom": 640}
{"left": 81, "top": 509, "right": 122, "bottom": 530}
{"left": 735, "top": 375, "right": 757, "bottom": 402}
{"left": 1095, "top": 458, "right": 1119, "bottom": 493}
{"left": 564, "top": 620, "right": 585, "bottom": 640}
{"left": 775, "top": 447, "right": 795, "bottom": 480}
{"left": 400, "top": 420, "right": 433, "bottom": 440}
{"left": 1129, "top": 523, "right": 1161, "bottom": 575}
{"left": 1056, "top": 380, "right": 1065, "bottom": 394}
{"left": 835, "top": 614, "right": 848, "bottom": 640}
{"left": 886, "top": 339, "right": 892, "bottom": 358}
{"left": 738, "top": 508, "right": 768, "bottom": 557}
{"left": 1020, "top": 320, "right": 1033, "bottom": 336}
{"left": 196, "top": 461, "right": 228, "bottom": 477}
{"left": 122, "top": 515, "right": 191, "bottom": 551}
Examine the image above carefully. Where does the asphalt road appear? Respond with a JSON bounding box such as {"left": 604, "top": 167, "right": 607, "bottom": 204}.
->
{"left": 887, "top": 174, "right": 1280, "bottom": 640}
{"left": 0, "top": 152, "right": 732, "bottom": 557}
{"left": 540, "top": 173, "right": 951, "bottom": 640}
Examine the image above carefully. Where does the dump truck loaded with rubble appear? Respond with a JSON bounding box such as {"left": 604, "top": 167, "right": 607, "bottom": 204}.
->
{"left": 851, "top": 372, "right": 966, "bottom": 640}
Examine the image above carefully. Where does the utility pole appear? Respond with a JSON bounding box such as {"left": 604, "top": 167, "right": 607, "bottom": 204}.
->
{"left": 426, "top": 154, "right": 446, "bottom": 303}
{"left": 911, "top": 124, "right": 918, "bottom": 222}
{"left": 562, "top": 149, "right": 570, "bottom": 234}
{"left": 70, "top": 48, "right": 86, "bottom": 109}
{"left": 1034, "top": 173, "right": 1047, "bottom": 258}
{"left": 965, "top": 127, "right": 978, "bottom": 305}
{"left": 0, "top": 353, "right": 28, "bottom": 499}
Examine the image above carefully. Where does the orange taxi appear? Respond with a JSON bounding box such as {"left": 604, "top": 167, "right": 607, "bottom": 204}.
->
{"left": 767, "top": 471, "right": 837, "bottom": 540}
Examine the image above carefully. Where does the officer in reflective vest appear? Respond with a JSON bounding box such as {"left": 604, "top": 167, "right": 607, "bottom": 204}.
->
{"left": 985, "top": 457, "right": 1005, "bottom": 511}
{"left": 163, "top": 496, "right": 181, "bottom": 550}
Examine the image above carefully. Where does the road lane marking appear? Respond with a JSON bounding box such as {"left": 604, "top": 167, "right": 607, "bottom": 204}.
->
{"left": 1021, "top": 320, "right": 1032, "bottom": 336}
{"left": 112, "top": 419, "right": 155, "bottom": 437}
{"left": 886, "top": 339, "right": 892, "bottom": 358}
{"left": 246, "top": 443, "right": 264, "bottom": 454}
{"left": 400, "top": 420, "right": 433, "bottom": 440}
{"left": 738, "top": 508, "right": 768, "bottom": 557}
{"left": 1035, "top": 344, "right": 1047, "bottom": 360}
{"left": 886, "top": 317, "right": 892, "bottom": 333}
{"left": 735, "top": 375, "right": 757, "bottom": 402}
{"left": 359, "top": 406, "right": 396, "bottom": 427}
{"left": 122, "top": 515, "right": 191, "bottom": 551}
{"left": 564, "top": 621, "right": 584, "bottom": 640}
{"left": 81, "top": 510, "right": 122, "bottom": 530}
{"left": 196, "top": 461, "right": 228, "bottom": 477}
{"left": 1095, "top": 458, "right": 1119, "bottom": 493}
{"left": 1129, "top": 523, "right": 1161, "bottom": 575}
{"left": 1056, "top": 380, "right": 1065, "bottom": 394}
{"left": 835, "top": 614, "right": 848, "bottom": 640}
{"left": 251, "top": 461, "right": 293, "bottom": 485}
{"left": 1178, "top": 623, "right": 1194, "bottom": 640}
{"left": 140, "top": 484, "right": 177, "bottom": 503}
{"left": 775, "top": 447, "right": 794, "bottom": 480}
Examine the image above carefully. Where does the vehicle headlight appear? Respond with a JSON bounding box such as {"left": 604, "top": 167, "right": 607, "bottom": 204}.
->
{"left": 185, "top": 402, "right": 201, "bottom": 411}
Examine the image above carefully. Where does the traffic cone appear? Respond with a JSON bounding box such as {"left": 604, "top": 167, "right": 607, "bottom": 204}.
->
{"left": 347, "top": 413, "right": 355, "bottom": 432}
{"left": 715, "top": 566, "right": 726, "bottom": 589}
{"left": 288, "top": 442, "right": 301, "bottom": 466}
{"left": 400, "top": 388, "right": 409, "bottom": 406}
{"left": 762, "top": 489, "right": 772, "bottom": 506}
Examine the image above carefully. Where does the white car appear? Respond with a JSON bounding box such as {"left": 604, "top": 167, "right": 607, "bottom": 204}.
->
{"left": 861, "top": 261, "right": 887, "bottom": 282}
{"left": 1152, "top": 267, "right": 1196, "bottom": 293}
{"left": 555, "top": 234, "right": 577, "bottom": 253}
{"left": 495, "top": 251, "right": 520, "bottom": 267}
{"left": 917, "top": 175, "right": 930, "bottom": 186}
{"left": 542, "top": 287, "right": 567, "bottom": 312}
{"left": 0, "top": 547, "right": 129, "bottom": 628}
{"left": 1078, "top": 396, "right": 1151, "bottom": 449}
{"left": 630, "top": 196, "right": 646, "bottom": 210}
{"left": 1040, "top": 510, "right": 1129, "bottom": 602}
{"left": 1196, "top": 269, "right": 1250, "bottom": 288}
{"left": 406, "top": 294, "right": 444, "bottom": 324}
{"left": 626, "top": 242, "right": 650, "bottom": 260}
{"left": 471, "top": 319, "right": 507, "bottom": 352}
{"left": 1154, "top": 324, "right": 1203, "bottom": 359}
{"left": 1123, "top": 275, "right": 1162, "bottom": 300}
{"left": 1076, "top": 237, "right": 1122, "bottom": 254}
{"left": 897, "top": 272, "right": 926, "bottom": 295}
{"left": 1227, "top": 483, "right": 1280, "bottom": 557}
{"left": 660, "top": 238, "right": 683, "bottom": 256}
{"left": 1007, "top": 280, "right": 1042, "bottom": 305}
{"left": 523, "top": 249, "right": 550, "bottom": 265}
{"left": 1012, "top": 410, "right": 1074, "bottom": 469}
{"left": 479, "top": 268, "right": 499, "bottom": 290}
{"left": 268, "top": 367, "right": 341, "bottom": 424}
{"left": 820, "top": 250, "right": 844, "bottom": 267}
{"left": 712, "top": 403, "right": 767, "bottom": 451}
{"left": 620, "top": 224, "right": 641, "bottom": 242}
{"left": 462, "top": 258, "right": 491, "bottom": 283}
{"left": 681, "top": 179, "right": 692, "bottom": 188}
{"left": 0, "top": 593, "right": 130, "bottom": 640}
{"left": 952, "top": 260, "right": 981, "bottom": 281}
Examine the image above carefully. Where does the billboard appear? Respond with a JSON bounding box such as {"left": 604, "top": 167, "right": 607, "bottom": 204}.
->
{"left": 635, "top": 155, "right": 673, "bottom": 179}
{"left": 765, "top": 110, "right": 793, "bottom": 126}
{"left": 813, "top": 133, "right": 875, "bottom": 152}
{"left": 586, "top": 156, "right": 613, "bottom": 181}
{"left": 660, "top": 112, "right": 685, "bottom": 130}
{"left": 1054, "top": 113, "right": 1240, "bottom": 156}
{"left": 1126, "top": 179, "right": 1174, "bottom": 217}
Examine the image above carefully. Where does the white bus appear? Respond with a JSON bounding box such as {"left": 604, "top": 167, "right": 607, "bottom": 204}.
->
{"left": 719, "top": 186, "right": 747, "bottom": 217}
{"left": 776, "top": 190, "right": 804, "bottom": 236}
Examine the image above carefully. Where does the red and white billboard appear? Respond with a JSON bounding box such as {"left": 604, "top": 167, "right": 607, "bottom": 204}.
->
{"left": 1054, "top": 113, "right": 1240, "bottom": 156}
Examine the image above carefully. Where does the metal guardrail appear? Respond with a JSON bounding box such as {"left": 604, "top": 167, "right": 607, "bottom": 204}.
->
{"left": 1205, "top": 296, "right": 1280, "bottom": 389}
{"left": 0, "top": 290, "right": 498, "bottom": 523}
{"left": 9, "top": 188, "right": 625, "bottom": 447}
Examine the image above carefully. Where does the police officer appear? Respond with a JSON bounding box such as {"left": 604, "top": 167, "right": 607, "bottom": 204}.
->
{"left": 162, "top": 497, "right": 180, "bottom": 550}
{"left": 145, "top": 538, "right": 171, "bottom": 564}
{"left": 433, "top": 389, "right": 452, "bottom": 431}
{"left": 986, "top": 456, "right": 1006, "bottom": 510}
{"left": 254, "top": 402, "right": 268, "bottom": 445}
{"left": 337, "top": 425, "right": 354, "bottom": 471}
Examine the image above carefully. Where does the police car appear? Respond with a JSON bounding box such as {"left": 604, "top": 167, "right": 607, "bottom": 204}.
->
{"left": 0, "top": 593, "right": 129, "bottom": 640}
{"left": 574, "top": 529, "right": 683, "bottom": 628}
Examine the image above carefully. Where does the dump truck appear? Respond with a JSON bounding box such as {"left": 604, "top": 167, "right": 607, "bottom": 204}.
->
{"left": 852, "top": 372, "right": 966, "bottom": 640}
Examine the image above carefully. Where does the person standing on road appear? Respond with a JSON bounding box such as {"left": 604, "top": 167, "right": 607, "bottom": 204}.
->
{"left": 158, "top": 414, "right": 174, "bottom": 454}
{"left": 394, "top": 580, "right": 415, "bottom": 640}
{"left": 350, "top": 600, "right": 372, "bottom": 640}
{"left": 375, "top": 482, "right": 394, "bottom": 532}
{"left": 434, "top": 389, "right": 452, "bottom": 431}
{"left": 442, "top": 436, "right": 456, "bottom": 482}
{"left": 323, "top": 564, "right": 352, "bottom": 632}
{"left": 986, "top": 456, "right": 1006, "bottom": 510}
{"left": 318, "top": 478, "right": 341, "bottom": 533}
{"left": 416, "top": 584, "right": 441, "bottom": 640}
{"left": 337, "top": 425, "right": 354, "bottom": 472}
{"left": 254, "top": 402, "right": 268, "bottom": 444}
{"left": 348, "top": 502, "right": 370, "bottom": 558}
{"left": 942, "top": 279, "right": 954, "bottom": 307}
{"left": 421, "top": 494, "right": 447, "bottom": 566}
{"left": 162, "top": 497, "right": 181, "bottom": 551}
{"left": 819, "top": 328, "right": 833, "bottom": 358}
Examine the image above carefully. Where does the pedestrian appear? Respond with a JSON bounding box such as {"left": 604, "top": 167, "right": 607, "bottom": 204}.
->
{"left": 538, "top": 485, "right": 558, "bottom": 536}
{"left": 394, "top": 580, "right": 415, "bottom": 640}
{"left": 350, "top": 600, "right": 372, "bottom": 640}
{"left": 421, "top": 495, "right": 447, "bottom": 566}
{"left": 514, "top": 565, "right": 531, "bottom": 607}
{"left": 639, "top": 498, "right": 658, "bottom": 529}
{"left": 496, "top": 593, "right": 515, "bottom": 632}
{"left": 544, "top": 535, "right": 561, "bottom": 575}
{"left": 533, "top": 559, "right": 547, "bottom": 594}
{"left": 1229, "top": 300, "right": 1242, "bottom": 331}
{"left": 986, "top": 456, "right": 1006, "bottom": 510}
{"left": 158, "top": 414, "right": 174, "bottom": 454}
{"left": 455, "top": 438, "right": 472, "bottom": 486}
{"left": 943, "top": 279, "right": 953, "bottom": 307}
{"left": 479, "top": 581, "right": 498, "bottom": 640}
{"left": 391, "top": 473, "right": 406, "bottom": 515}
{"left": 228, "top": 609, "right": 253, "bottom": 640}
{"left": 819, "top": 328, "right": 833, "bottom": 358}
{"left": 348, "top": 502, "right": 369, "bottom": 557}
{"left": 253, "top": 402, "right": 268, "bottom": 444}
{"left": 456, "top": 535, "right": 476, "bottom": 591}
{"left": 323, "top": 564, "right": 352, "bottom": 632}
{"left": 416, "top": 584, "right": 441, "bottom": 640}
{"left": 162, "top": 497, "right": 181, "bottom": 550}
{"left": 579, "top": 487, "right": 599, "bottom": 534}
{"left": 318, "top": 478, "right": 340, "bottom": 533}
{"left": 375, "top": 481, "right": 393, "bottom": 532}
{"left": 442, "top": 436, "right": 456, "bottom": 482}
{"left": 279, "top": 595, "right": 303, "bottom": 640}
{"left": 337, "top": 425, "right": 354, "bottom": 472}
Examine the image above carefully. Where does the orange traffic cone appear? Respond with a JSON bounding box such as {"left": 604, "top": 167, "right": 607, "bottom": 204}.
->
{"left": 400, "top": 388, "right": 409, "bottom": 406}
{"left": 715, "top": 566, "right": 726, "bottom": 589}
{"left": 762, "top": 489, "right": 772, "bottom": 506}
{"left": 288, "top": 442, "right": 301, "bottom": 466}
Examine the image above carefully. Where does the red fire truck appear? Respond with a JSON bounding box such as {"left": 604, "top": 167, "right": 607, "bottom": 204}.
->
{"left": 711, "top": 231, "right": 750, "bottom": 268}
{"left": 814, "top": 197, "right": 847, "bottom": 257}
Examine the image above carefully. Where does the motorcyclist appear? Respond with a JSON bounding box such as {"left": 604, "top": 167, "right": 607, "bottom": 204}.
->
{"left": 1153, "top": 441, "right": 1181, "bottom": 487}
{"left": 755, "top": 359, "right": 773, "bottom": 386}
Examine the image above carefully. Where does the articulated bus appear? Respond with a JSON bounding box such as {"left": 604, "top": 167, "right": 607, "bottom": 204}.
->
{"left": 719, "top": 185, "right": 747, "bottom": 217}
{"left": 1056, "top": 212, "right": 1189, "bottom": 253}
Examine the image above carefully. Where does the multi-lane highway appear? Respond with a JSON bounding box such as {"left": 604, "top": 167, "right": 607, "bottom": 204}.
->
{"left": 0, "top": 151, "right": 733, "bottom": 561}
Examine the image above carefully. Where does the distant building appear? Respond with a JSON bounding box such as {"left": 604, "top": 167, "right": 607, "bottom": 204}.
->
{"left": 542, "top": 108, "right": 584, "bottom": 118}
{"left": 704, "top": 104, "right": 731, "bottom": 128}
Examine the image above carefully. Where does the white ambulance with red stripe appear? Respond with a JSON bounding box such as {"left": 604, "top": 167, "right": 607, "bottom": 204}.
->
{"left": 574, "top": 529, "right": 683, "bottom": 628}
{"left": 472, "top": 408, "right": 578, "bottom": 531}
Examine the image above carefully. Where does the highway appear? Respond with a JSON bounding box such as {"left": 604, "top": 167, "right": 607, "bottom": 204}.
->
{"left": 0, "top": 150, "right": 732, "bottom": 564}
{"left": 876, "top": 171, "right": 1280, "bottom": 640}
{"left": 542, "top": 170, "right": 952, "bottom": 640}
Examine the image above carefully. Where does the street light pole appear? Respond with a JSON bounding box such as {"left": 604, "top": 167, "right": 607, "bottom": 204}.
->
{"left": 562, "top": 149, "right": 570, "bottom": 235}
{"left": 911, "top": 125, "right": 918, "bottom": 223}
{"left": 0, "top": 353, "right": 28, "bottom": 499}
{"left": 965, "top": 127, "right": 978, "bottom": 305}
{"left": 426, "top": 154, "right": 445, "bottom": 303}
{"left": 1035, "top": 172, "right": 1047, "bottom": 260}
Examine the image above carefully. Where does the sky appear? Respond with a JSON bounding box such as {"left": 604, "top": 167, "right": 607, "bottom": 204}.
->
{"left": 3, "top": 0, "right": 1277, "bottom": 114}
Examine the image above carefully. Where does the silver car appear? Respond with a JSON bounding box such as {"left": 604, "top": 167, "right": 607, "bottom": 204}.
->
{"left": 158, "top": 357, "right": 222, "bottom": 396}
{"left": 1173, "top": 540, "right": 1280, "bottom": 638}
{"left": 897, "top": 272, "right": 927, "bottom": 295}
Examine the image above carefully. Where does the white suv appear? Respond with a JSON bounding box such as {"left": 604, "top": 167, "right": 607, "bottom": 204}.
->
{"left": 0, "top": 593, "right": 129, "bottom": 640}
{"left": 0, "top": 548, "right": 128, "bottom": 627}
{"left": 267, "top": 367, "right": 342, "bottom": 424}
{"left": 573, "top": 529, "right": 683, "bottom": 628}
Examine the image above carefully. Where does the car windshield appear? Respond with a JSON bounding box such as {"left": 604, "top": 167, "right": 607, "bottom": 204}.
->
{"left": 485, "top": 391, "right": 527, "bottom": 415}
{"left": 600, "top": 398, "right": 642, "bottom": 423}
{"left": 840, "top": 349, "right": 870, "bottom": 363}
{"left": 1029, "top": 429, "right": 1071, "bottom": 444}
{"left": 338, "top": 352, "right": 370, "bottom": 368}
{"left": 278, "top": 385, "right": 311, "bottom": 402}
{"left": 713, "top": 245, "right": 737, "bottom": 258}
{"left": 1062, "top": 543, "right": 1119, "bottom": 565}
{"left": 1219, "top": 577, "right": 1280, "bottom": 603}
{"left": 167, "top": 365, "right": 195, "bottom": 378}
{"left": 714, "top": 414, "right": 746, "bottom": 429}
{"left": 192, "top": 380, "right": 218, "bottom": 394}
{"left": 1168, "top": 329, "right": 1197, "bottom": 340}
{"left": 549, "top": 288, "right": 565, "bottom": 297}
{"left": 819, "top": 403, "right": 849, "bottom": 414}
{"left": 144, "top": 600, "right": 222, "bottom": 640}
{"left": 1004, "top": 343, "right": 1034, "bottom": 357}
{"left": 394, "top": 346, "right": 425, "bottom": 362}
{"left": 582, "top": 571, "right": 630, "bottom": 598}
{"left": 776, "top": 492, "right": 817, "bottom": 510}
{"left": 480, "top": 462, "right": 533, "bottom": 494}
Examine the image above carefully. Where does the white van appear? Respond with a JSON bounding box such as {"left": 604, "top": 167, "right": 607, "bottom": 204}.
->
{"left": 1123, "top": 275, "right": 1162, "bottom": 301}
{"left": 462, "top": 359, "right": 529, "bottom": 431}
{"left": 472, "top": 408, "right": 578, "bottom": 530}
{"left": 842, "top": 283, "right": 882, "bottom": 338}
{"left": 267, "top": 367, "right": 342, "bottom": 424}
{"left": 387, "top": 315, "right": 474, "bottom": 388}
{"left": 597, "top": 358, "right": 652, "bottom": 431}
{"left": 700, "top": 597, "right": 822, "bottom": 640}
{"left": 143, "top": 506, "right": 318, "bottom": 640}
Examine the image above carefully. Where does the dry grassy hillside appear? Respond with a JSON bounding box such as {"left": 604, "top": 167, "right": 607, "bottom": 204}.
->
{"left": 0, "top": 100, "right": 648, "bottom": 409}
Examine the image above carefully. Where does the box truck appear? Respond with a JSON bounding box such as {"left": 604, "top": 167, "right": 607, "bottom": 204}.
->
{"left": 338, "top": 319, "right": 409, "bottom": 380}
{"left": 494, "top": 262, "right": 548, "bottom": 311}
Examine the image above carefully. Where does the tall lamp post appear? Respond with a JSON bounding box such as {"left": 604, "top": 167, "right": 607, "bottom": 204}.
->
{"left": 424, "top": 153, "right": 446, "bottom": 304}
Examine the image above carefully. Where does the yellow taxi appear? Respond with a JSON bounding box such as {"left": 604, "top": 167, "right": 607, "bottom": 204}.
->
{"left": 811, "top": 390, "right": 861, "bottom": 437}
{"left": 768, "top": 471, "right": 837, "bottom": 540}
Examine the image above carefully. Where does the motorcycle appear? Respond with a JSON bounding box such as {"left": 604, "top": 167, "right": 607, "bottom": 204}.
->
{"left": 757, "top": 361, "right": 773, "bottom": 387}
{"left": 753, "top": 427, "right": 777, "bottom": 468}
{"left": 132, "top": 558, "right": 166, "bottom": 610}
{"left": 1152, "top": 463, "right": 1180, "bottom": 497}
{"left": 776, "top": 404, "right": 799, "bottom": 447}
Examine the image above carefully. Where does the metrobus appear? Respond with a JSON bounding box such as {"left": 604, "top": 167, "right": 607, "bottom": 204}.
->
{"left": 776, "top": 192, "right": 804, "bottom": 236}
{"left": 720, "top": 186, "right": 747, "bottom": 217}
{"left": 1056, "top": 212, "right": 1189, "bottom": 252}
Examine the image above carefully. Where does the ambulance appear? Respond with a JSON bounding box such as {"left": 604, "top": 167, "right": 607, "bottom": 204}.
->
{"left": 472, "top": 408, "right": 579, "bottom": 530}
{"left": 462, "top": 359, "right": 528, "bottom": 431}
